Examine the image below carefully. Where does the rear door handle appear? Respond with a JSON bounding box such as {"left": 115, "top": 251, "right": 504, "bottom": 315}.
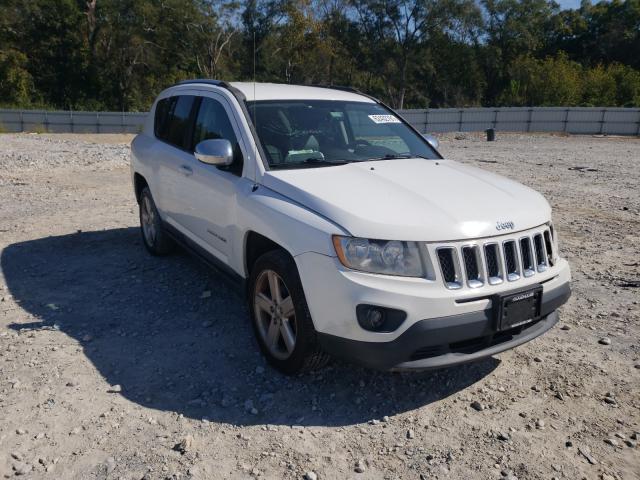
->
{"left": 180, "top": 165, "right": 193, "bottom": 176}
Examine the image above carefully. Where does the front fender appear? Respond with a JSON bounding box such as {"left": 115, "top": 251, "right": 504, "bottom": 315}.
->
{"left": 237, "top": 185, "right": 348, "bottom": 261}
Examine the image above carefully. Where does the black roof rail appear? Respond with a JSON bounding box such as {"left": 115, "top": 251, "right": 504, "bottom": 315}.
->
{"left": 311, "top": 84, "right": 360, "bottom": 93}
{"left": 176, "top": 79, "right": 230, "bottom": 88}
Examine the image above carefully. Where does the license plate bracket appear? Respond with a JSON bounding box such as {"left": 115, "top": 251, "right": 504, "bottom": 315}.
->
{"left": 494, "top": 285, "right": 543, "bottom": 331}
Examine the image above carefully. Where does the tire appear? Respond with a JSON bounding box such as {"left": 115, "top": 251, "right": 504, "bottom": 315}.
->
{"left": 248, "top": 250, "right": 329, "bottom": 375}
{"left": 139, "top": 187, "right": 174, "bottom": 256}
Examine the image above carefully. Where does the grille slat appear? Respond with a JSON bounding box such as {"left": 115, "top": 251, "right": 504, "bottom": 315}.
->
{"left": 543, "top": 230, "right": 554, "bottom": 266}
{"left": 435, "top": 227, "right": 555, "bottom": 289}
{"left": 503, "top": 240, "right": 520, "bottom": 281}
{"left": 533, "top": 234, "right": 547, "bottom": 272}
{"left": 484, "top": 243, "right": 503, "bottom": 285}
{"left": 519, "top": 237, "right": 535, "bottom": 277}
{"left": 437, "top": 248, "right": 462, "bottom": 289}
{"left": 462, "top": 246, "right": 483, "bottom": 288}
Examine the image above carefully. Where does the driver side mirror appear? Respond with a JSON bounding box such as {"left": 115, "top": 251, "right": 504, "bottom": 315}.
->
{"left": 422, "top": 133, "right": 439, "bottom": 150}
{"left": 194, "top": 139, "right": 233, "bottom": 166}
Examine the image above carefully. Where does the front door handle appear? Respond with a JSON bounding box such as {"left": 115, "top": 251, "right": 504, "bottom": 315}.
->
{"left": 180, "top": 165, "right": 193, "bottom": 176}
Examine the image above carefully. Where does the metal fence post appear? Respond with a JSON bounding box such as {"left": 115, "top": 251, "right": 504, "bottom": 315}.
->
{"left": 20, "top": 110, "right": 24, "bottom": 132}
{"left": 44, "top": 111, "right": 49, "bottom": 133}
{"left": 493, "top": 109, "right": 498, "bottom": 129}
{"left": 122, "top": 110, "right": 125, "bottom": 134}
{"left": 96, "top": 112, "right": 100, "bottom": 134}
{"left": 527, "top": 108, "right": 533, "bottom": 132}
{"left": 599, "top": 108, "right": 606, "bottom": 135}
{"left": 636, "top": 109, "right": 640, "bottom": 137}
{"left": 425, "top": 109, "right": 429, "bottom": 133}
{"left": 70, "top": 109, "right": 74, "bottom": 133}
{"left": 458, "top": 109, "right": 463, "bottom": 132}
{"left": 563, "top": 108, "right": 569, "bottom": 133}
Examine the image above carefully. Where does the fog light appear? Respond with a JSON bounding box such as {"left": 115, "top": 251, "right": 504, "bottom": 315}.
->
{"left": 356, "top": 305, "right": 406, "bottom": 332}
{"left": 365, "top": 307, "right": 384, "bottom": 329}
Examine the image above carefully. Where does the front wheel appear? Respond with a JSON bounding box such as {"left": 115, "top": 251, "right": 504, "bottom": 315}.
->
{"left": 248, "top": 250, "right": 329, "bottom": 374}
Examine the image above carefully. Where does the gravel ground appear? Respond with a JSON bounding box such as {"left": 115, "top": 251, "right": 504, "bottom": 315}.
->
{"left": 0, "top": 132, "right": 638, "bottom": 480}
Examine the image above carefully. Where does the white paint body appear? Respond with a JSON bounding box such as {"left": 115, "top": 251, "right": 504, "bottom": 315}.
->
{"left": 131, "top": 82, "right": 571, "bottom": 344}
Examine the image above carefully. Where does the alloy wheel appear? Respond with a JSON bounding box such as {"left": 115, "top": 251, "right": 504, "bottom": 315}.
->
{"left": 141, "top": 195, "right": 157, "bottom": 246}
{"left": 254, "top": 269, "right": 297, "bottom": 360}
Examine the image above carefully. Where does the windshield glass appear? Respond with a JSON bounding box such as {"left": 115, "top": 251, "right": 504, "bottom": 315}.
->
{"left": 246, "top": 100, "right": 440, "bottom": 169}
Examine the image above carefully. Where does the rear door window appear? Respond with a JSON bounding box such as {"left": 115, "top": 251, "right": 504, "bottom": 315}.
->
{"left": 165, "top": 96, "right": 197, "bottom": 149}
{"left": 154, "top": 95, "right": 197, "bottom": 150}
{"left": 154, "top": 97, "right": 175, "bottom": 140}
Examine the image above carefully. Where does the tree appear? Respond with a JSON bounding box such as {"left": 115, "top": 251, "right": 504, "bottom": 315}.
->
{"left": 193, "top": 1, "right": 240, "bottom": 79}
{"left": 481, "top": 0, "right": 560, "bottom": 104}
{"left": 350, "top": 0, "right": 481, "bottom": 108}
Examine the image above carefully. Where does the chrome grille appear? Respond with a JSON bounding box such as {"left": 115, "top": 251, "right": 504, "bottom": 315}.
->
{"left": 435, "top": 226, "right": 555, "bottom": 289}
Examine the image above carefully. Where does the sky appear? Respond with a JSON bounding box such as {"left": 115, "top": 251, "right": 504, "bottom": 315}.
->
{"left": 557, "top": 0, "right": 582, "bottom": 8}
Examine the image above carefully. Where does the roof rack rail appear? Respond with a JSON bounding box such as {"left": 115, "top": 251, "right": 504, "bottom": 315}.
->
{"left": 310, "top": 84, "right": 360, "bottom": 94}
{"left": 176, "top": 79, "right": 230, "bottom": 88}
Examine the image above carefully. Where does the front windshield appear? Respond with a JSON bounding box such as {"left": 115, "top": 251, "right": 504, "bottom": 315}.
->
{"left": 246, "top": 100, "right": 440, "bottom": 169}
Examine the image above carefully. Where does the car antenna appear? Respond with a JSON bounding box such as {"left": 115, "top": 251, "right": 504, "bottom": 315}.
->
{"left": 252, "top": 30, "right": 259, "bottom": 192}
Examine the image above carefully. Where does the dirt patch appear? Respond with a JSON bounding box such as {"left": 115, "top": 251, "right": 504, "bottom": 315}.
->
{"left": 0, "top": 133, "right": 638, "bottom": 479}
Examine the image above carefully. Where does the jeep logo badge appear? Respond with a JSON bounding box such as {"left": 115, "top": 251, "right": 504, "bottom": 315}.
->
{"left": 496, "top": 220, "right": 515, "bottom": 231}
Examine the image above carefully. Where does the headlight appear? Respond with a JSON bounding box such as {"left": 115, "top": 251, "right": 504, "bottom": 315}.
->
{"left": 332, "top": 236, "right": 424, "bottom": 277}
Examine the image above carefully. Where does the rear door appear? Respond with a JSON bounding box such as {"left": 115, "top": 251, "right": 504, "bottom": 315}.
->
{"left": 152, "top": 94, "right": 199, "bottom": 226}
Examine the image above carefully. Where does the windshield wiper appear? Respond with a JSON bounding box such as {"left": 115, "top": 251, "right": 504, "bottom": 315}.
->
{"left": 369, "top": 153, "right": 431, "bottom": 161}
{"left": 270, "top": 158, "right": 350, "bottom": 169}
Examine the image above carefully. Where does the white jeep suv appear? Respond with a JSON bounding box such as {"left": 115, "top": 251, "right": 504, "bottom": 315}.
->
{"left": 130, "top": 80, "right": 571, "bottom": 374}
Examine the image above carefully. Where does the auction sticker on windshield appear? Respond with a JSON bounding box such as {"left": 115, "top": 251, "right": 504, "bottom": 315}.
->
{"left": 368, "top": 114, "right": 401, "bottom": 124}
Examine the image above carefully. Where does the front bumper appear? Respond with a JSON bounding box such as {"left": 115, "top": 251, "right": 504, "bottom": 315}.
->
{"left": 317, "top": 281, "right": 570, "bottom": 370}
{"left": 295, "top": 250, "right": 571, "bottom": 370}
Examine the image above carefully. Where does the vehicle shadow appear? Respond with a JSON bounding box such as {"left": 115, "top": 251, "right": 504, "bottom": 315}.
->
{"left": 1, "top": 228, "right": 498, "bottom": 427}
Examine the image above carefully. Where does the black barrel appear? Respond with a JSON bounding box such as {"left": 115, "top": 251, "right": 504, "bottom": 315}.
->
{"left": 486, "top": 128, "right": 495, "bottom": 141}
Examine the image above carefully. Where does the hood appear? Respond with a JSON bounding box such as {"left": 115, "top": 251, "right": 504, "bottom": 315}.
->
{"left": 262, "top": 159, "right": 551, "bottom": 242}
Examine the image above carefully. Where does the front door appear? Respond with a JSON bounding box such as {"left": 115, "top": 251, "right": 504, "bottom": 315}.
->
{"left": 176, "top": 94, "right": 247, "bottom": 265}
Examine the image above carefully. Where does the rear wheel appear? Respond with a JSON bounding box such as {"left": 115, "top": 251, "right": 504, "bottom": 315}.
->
{"left": 249, "top": 250, "right": 329, "bottom": 374}
{"left": 139, "top": 187, "right": 174, "bottom": 255}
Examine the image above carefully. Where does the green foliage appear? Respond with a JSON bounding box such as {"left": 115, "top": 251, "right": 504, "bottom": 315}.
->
{"left": 499, "top": 53, "right": 583, "bottom": 106}
{"left": 498, "top": 52, "right": 639, "bottom": 107}
{"left": 0, "top": 49, "right": 34, "bottom": 107}
{"left": 0, "top": 0, "right": 638, "bottom": 109}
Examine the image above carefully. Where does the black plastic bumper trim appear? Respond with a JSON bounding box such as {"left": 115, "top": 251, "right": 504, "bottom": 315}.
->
{"left": 318, "top": 280, "right": 571, "bottom": 371}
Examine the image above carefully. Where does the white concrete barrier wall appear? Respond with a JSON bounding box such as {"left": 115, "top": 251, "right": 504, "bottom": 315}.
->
{"left": 1, "top": 107, "right": 639, "bottom": 136}
{"left": 397, "top": 107, "right": 640, "bottom": 136}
